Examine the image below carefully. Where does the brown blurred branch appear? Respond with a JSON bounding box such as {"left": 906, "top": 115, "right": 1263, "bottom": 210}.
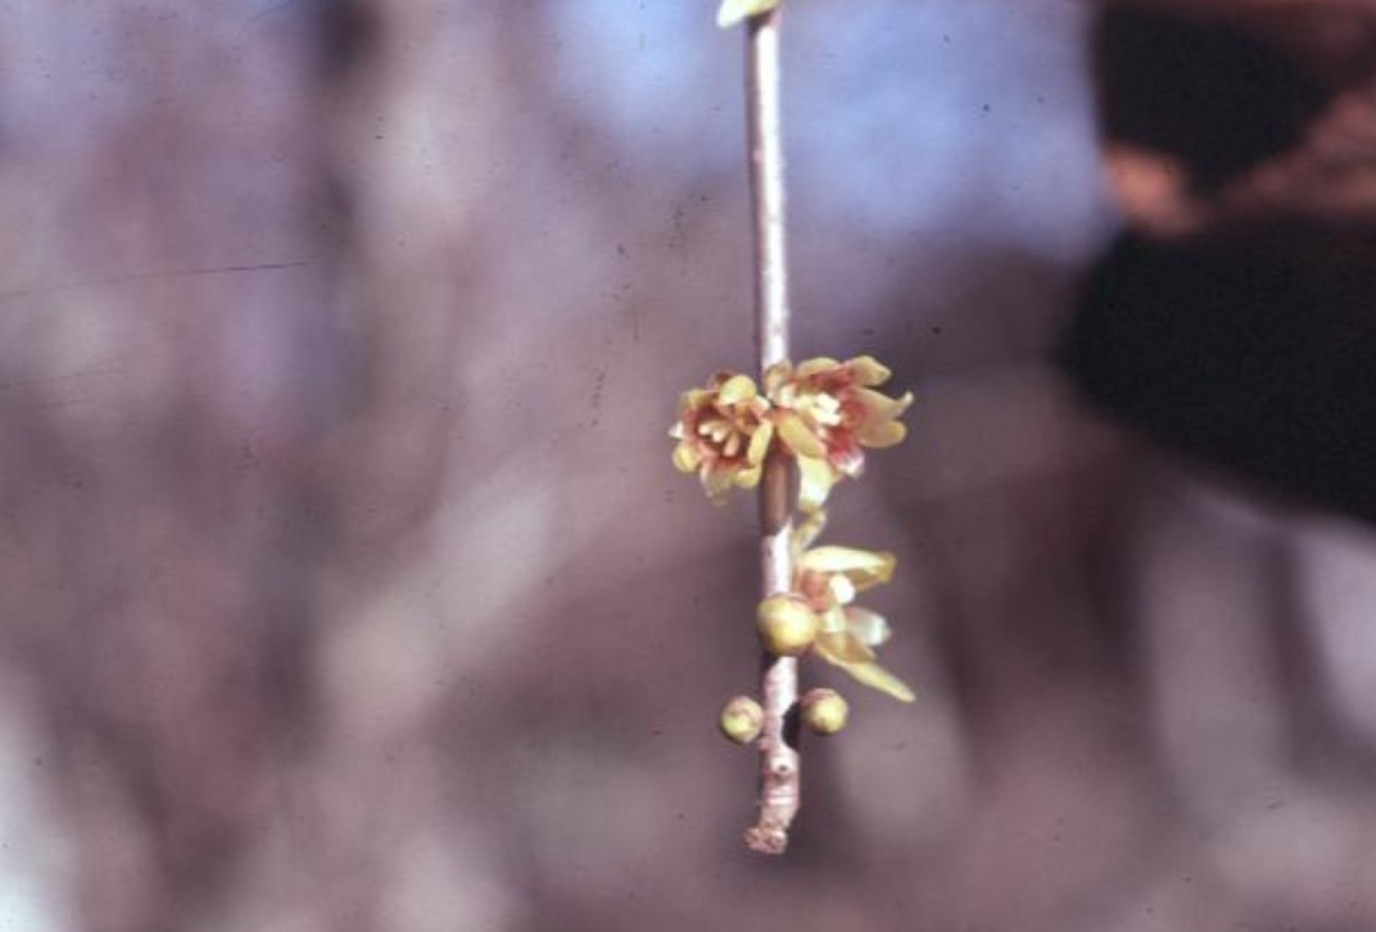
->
{"left": 742, "top": 7, "right": 800, "bottom": 856}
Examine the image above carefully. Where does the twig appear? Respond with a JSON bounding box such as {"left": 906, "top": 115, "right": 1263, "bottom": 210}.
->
{"left": 742, "top": 7, "right": 799, "bottom": 856}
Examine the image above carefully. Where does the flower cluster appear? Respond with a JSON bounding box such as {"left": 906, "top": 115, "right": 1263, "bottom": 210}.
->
{"left": 756, "top": 510, "right": 914, "bottom": 702}
{"left": 670, "top": 373, "right": 773, "bottom": 499}
{"left": 766, "top": 356, "right": 912, "bottom": 512}
{"left": 671, "top": 356, "right": 912, "bottom": 513}
{"left": 675, "top": 355, "right": 915, "bottom": 709}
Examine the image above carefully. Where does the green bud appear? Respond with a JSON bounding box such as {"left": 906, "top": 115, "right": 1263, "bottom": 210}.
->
{"left": 757, "top": 594, "right": 820, "bottom": 657}
{"left": 801, "top": 688, "right": 849, "bottom": 736}
{"left": 719, "top": 695, "right": 765, "bottom": 745}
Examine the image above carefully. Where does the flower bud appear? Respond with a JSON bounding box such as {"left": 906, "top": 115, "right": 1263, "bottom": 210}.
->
{"left": 756, "top": 594, "right": 820, "bottom": 656}
{"left": 801, "top": 688, "right": 849, "bottom": 736}
{"left": 719, "top": 695, "right": 765, "bottom": 745}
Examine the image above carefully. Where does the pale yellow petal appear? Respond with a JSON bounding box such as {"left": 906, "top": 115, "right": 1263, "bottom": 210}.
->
{"left": 796, "top": 455, "right": 837, "bottom": 513}
{"left": 814, "top": 634, "right": 914, "bottom": 701}
{"left": 683, "top": 388, "right": 713, "bottom": 411}
{"left": 672, "top": 441, "right": 702, "bottom": 473}
{"left": 847, "top": 556, "right": 895, "bottom": 591}
{"left": 717, "top": 374, "right": 757, "bottom": 406}
{"left": 734, "top": 465, "right": 762, "bottom": 488}
{"left": 857, "top": 419, "right": 907, "bottom": 448}
{"left": 697, "top": 416, "right": 727, "bottom": 437}
{"left": 790, "top": 508, "right": 827, "bottom": 560}
{"left": 795, "top": 357, "right": 840, "bottom": 380}
{"left": 853, "top": 387, "right": 911, "bottom": 422}
{"left": 841, "top": 661, "right": 915, "bottom": 703}
{"left": 844, "top": 606, "right": 891, "bottom": 646}
{"left": 775, "top": 410, "right": 828, "bottom": 459}
{"left": 763, "top": 361, "right": 792, "bottom": 397}
{"left": 716, "top": 0, "right": 781, "bottom": 28}
{"left": 847, "top": 355, "right": 892, "bottom": 386}
{"left": 818, "top": 604, "right": 849, "bottom": 635}
{"left": 746, "top": 421, "right": 774, "bottom": 467}
{"left": 800, "top": 546, "right": 895, "bottom": 590}
{"left": 814, "top": 630, "right": 876, "bottom": 665}
{"left": 827, "top": 573, "right": 857, "bottom": 606}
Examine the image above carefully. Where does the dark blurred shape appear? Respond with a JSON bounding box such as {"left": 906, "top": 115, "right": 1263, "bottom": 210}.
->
{"left": 1063, "top": 2, "right": 1376, "bottom": 522}
{"left": 1065, "top": 223, "right": 1376, "bottom": 520}
{"left": 1094, "top": 6, "right": 1327, "bottom": 194}
{"left": 318, "top": 0, "right": 382, "bottom": 79}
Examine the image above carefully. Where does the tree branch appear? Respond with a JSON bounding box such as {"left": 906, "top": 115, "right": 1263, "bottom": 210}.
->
{"left": 742, "top": 7, "right": 800, "bottom": 856}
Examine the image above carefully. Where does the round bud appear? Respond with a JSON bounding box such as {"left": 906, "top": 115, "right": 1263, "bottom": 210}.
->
{"left": 719, "top": 695, "right": 765, "bottom": 745}
{"left": 756, "top": 594, "right": 820, "bottom": 657}
{"left": 801, "top": 688, "right": 849, "bottom": 736}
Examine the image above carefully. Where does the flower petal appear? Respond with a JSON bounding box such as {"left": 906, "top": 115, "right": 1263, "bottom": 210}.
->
{"left": 827, "top": 573, "right": 857, "bottom": 606}
{"left": 763, "top": 361, "right": 792, "bottom": 396}
{"left": 672, "top": 441, "right": 702, "bottom": 473}
{"left": 795, "top": 357, "right": 840, "bottom": 380}
{"left": 717, "top": 373, "right": 757, "bottom": 406}
{"left": 799, "top": 546, "right": 896, "bottom": 590}
{"left": 814, "top": 634, "right": 914, "bottom": 701}
{"left": 844, "top": 606, "right": 891, "bottom": 646}
{"left": 734, "top": 465, "right": 762, "bottom": 488}
{"left": 746, "top": 420, "right": 774, "bottom": 467}
{"left": 682, "top": 388, "right": 712, "bottom": 412}
{"left": 774, "top": 411, "right": 828, "bottom": 459}
{"left": 857, "top": 419, "right": 907, "bottom": 449}
{"left": 847, "top": 355, "right": 892, "bottom": 386}
{"left": 818, "top": 604, "right": 849, "bottom": 635}
{"left": 827, "top": 437, "right": 866, "bottom": 477}
{"left": 840, "top": 661, "right": 916, "bottom": 703}
{"left": 697, "top": 416, "right": 727, "bottom": 437}
{"left": 853, "top": 387, "right": 912, "bottom": 423}
{"left": 814, "top": 630, "right": 876, "bottom": 664}
{"left": 791, "top": 508, "right": 828, "bottom": 561}
{"left": 796, "top": 455, "right": 837, "bottom": 513}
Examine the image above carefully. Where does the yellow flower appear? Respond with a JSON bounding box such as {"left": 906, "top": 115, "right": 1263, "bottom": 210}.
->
{"left": 787, "top": 511, "right": 915, "bottom": 703}
{"left": 765, "top": 355, "right": 913, "bottom": 512}
{"left": 670, "top": 372, "right": 775, "bottom": 501}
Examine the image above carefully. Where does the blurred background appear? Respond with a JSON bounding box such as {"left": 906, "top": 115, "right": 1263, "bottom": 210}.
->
{"left": 2, "top": 0, "right": 1376, "bottom": 929}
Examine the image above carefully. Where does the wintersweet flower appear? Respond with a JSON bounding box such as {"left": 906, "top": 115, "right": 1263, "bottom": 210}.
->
{"left": 670, "top": 372, "right": 775, "bottom": 501}
{"left": 765, "top": 355, "right": 913, "bottom": 512}
{"left": 787, "top": 511, "right": 915, "bottom": 703}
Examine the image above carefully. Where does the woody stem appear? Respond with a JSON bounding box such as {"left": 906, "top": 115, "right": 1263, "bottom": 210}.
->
{"left": 742, "top": 5, "right": 799, "bottom": 856}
